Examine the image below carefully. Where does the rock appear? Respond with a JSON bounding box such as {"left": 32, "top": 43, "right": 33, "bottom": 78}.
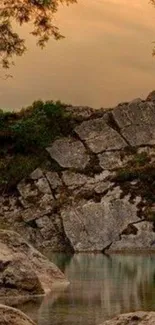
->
{"left": 35, "top": 216, "right": 57, "bottom": 240}
{"left": 64, "top": 106, "right": 95, "bottom": 119}
{"left": 128, "top": 98, "right": 142, "bottom": 106}
{"left": 112, "top": 101, "right": 155, "bottom": 146}
{"left": 21, "top": 193, "right": 54, "bottom": 222}
{"left": 61, "top": 192, "right": 140, "bottom": 252}
{"left": 35, "top": 177, "right": 52, "bottom": 195}
{"left": 94, "top": 181, "right": 112, "bottom": 194}
{"left": 62, "top": 171, "right": 88, "bottom": 189}
{"left": 109, "top": 221, "right": 155, "bottom": 252}
{"left": 122, "top": 124, "right": 154, "bottom": 147}
{"left": 75, "top": 118, "right": 127, "bottom": 153}
{"left": 46, "top": 138, "right": 90, "bottom": 169}
{"left": 100, "top": 311, "right": 155, "bottom": 325}
{"left": 0, "top": 254, "right": 44, "bottom": 296}
{"left": 98, "top": 151, "right": 123, "bottom": 170}
{"left": 0, "top": 304, "right": 36, "bottom": 325}
{"left": 0, "top": 230, "right": 68, "bottom": 294}
{"left": 146, "top": 90, "right": 155, "bottom": 101}
{"left": 30, "top": 168, "right": 43, "bottom": 180}
{"left": 17, "top": 181, "right": 38, "bottom": 200}
{"left": 45, "top": 172, "right": 62, "bottom": 190}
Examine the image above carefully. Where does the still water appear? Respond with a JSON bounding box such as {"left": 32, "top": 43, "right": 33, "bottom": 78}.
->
{"left": 18, "top": 253, "right": 155, "bottom": 325}
{"left": 1, "top": 0, "right": 155, "bottom": 110}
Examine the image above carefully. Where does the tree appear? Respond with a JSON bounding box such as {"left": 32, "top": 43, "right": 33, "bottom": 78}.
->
{"left": 0, "top": 0, "right": 76, "bottom": 69}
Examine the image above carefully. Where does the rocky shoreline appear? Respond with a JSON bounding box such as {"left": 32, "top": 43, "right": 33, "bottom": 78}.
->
{"left": 1, "top": 91, "right": 155, "bottom": 323}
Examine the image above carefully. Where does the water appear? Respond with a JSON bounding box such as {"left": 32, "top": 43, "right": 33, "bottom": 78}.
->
{"left": 16, "top": 253, "right": 155, "bottom": 324}
{"left": 1, "top": 0, "right": 155, "bottom": 110}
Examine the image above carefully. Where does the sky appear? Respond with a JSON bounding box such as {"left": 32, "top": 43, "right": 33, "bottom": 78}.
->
{"left": 1, "top": 0, "right": 155, "bottom": 110}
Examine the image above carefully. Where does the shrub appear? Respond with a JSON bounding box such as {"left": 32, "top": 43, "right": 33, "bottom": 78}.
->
{"left": 0, "top": 100, "right": 73, "bottom": 192}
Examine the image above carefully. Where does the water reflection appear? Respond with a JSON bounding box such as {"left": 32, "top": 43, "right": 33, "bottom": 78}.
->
{"left": 37, "top": 254, "right": 155, "bottom": 325}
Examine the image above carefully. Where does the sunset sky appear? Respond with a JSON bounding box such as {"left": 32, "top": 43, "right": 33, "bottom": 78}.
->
{"left": 1, "top": 0, "right": 155, "bottom": 110}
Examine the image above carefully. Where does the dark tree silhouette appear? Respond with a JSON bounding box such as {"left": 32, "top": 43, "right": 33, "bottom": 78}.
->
{"left": 0, "top": 0, "right": 76, "bottom": 68}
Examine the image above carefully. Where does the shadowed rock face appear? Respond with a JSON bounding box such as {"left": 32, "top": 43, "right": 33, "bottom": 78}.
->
{"left": 0, "top": 230, "right": 68, "bottom": 297}
{"left": 1, "top": 92, "right": 155, "bottom": 252}
{"left": 100, "top": 311, "right": 155, "bottom": 325}
{"left": 0, "top": 304, "right": 36, "bottom": 325}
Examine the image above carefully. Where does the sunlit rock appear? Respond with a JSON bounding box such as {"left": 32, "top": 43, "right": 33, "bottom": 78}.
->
{"left": 75, "top": 118, "right": 127, "bottom": 153}
{"left": 46, "top": 138, "right": 90, "bottom": 169}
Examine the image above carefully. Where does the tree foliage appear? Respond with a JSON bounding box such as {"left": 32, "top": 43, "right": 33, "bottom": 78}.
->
{"left": 0, "top": 0, "right": 76, "bottom": 68}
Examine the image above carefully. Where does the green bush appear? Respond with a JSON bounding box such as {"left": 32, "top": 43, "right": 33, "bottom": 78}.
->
{"left": 0, "top": 100, "right": 73, "bottom": 192}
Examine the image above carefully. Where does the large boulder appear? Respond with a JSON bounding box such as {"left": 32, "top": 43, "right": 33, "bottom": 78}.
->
{"left": 101, "top": 311, "right": 155, "bottom": 325}
{"left": 0, "top": 230, "right": 68, "bottom": 296}
{"left": 0, "top": 304, "right": 36, "bottom": 325}
{"left": 75, "top": 118, "right": 127, "bottom": 153}
{"left": 61, "top": 190, "right": 141, "bottom": 252}
{"left": 0, "top": 254, "right": 44, "bottom": 296}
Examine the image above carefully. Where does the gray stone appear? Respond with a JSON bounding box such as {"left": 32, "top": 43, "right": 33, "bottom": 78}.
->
{"left": 35, "top": 216, "right": 55, "bottom": 240}
{"left": 35, "top": 177, "right": 52, "bottom": 195}
{"left": 122, "top": 124, "right": 154, "bottom": 146}
{"left": 112, "top": 101, "right": 155, "bottom": 146}
{"left": 17, "top": 181, "right": 38, "bottom": 200}
{"left": 21, "top": 194, "right": 54, "bottom": 222}
{"left": 112, "top": 101, "right": 155, "bottom": 129}
{"left": 98, "top": 151, "right": 123, "bottom": 170}
{"left": 61, "top": 193, "right": 140, "bottom": 252}
{"left": 47, "top": 138, "right": 89, "bottom": 169}
{"left": 94, "top": 181, "right": 112, "bottom": 194}
{"left": 62, "top": 171, "right": 88, "bottom": 189}
{"left": 75, "top": 118, "right": 127, "bottom": 153}
{"left": 101, "top": 311, "right": 155, "bottom": 325}
{"left": 71, "top": 171, "right": 112, "bottom": 198}
{"left": 30, "top": 168, "right": 43, "bottom": 180}
{"left": 46, "top": 171, "right": 62, "bottom": 189}
{"left": 0, "top": 304, "right": 36, "bottom": 325}
{"left": 109, "top": 221, "right": 155, "bottom": 251}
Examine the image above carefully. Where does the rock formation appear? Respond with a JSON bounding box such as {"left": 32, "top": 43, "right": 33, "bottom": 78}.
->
{"left": 1, "top": 92, "right": 155, "bottom": 252}
{"left": 0, "top": 304, "right": 36, "bottom": 325}
{"left": 100, "top": 311, "right": 155, "bottom": 325}
{"left": 0, "top": 229, "right": 68, "bottom": 297}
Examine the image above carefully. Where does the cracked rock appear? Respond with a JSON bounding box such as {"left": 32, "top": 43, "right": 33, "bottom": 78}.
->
{"left": 45, "top": 172, "right": 62, "bottom": 190}
{"left": 112, "top": 101, "right": 155, "bottom": 146}
{"left": 46, "top": 138, "right": 90, "bottom": 169}
{"left": 109, "top": 221, "right": 155, "bottom": 252}
{"left": 75, "top": 118, "right": 127, "bottom": 153}
{"left": 61, "top": 193, "right": 140, "bottom": 252}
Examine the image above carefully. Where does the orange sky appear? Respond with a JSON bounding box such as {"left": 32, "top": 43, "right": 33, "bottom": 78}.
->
{"left": 1, "top": 0, "right": 155, "bottom": 110}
